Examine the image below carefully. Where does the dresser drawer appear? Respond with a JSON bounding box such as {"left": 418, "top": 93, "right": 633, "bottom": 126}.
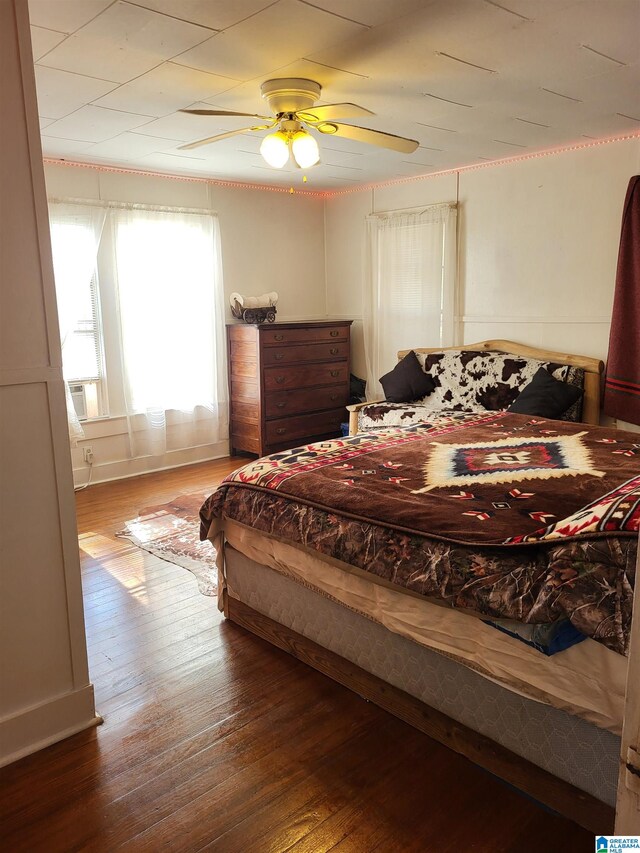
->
{"left": 262, "top": 341, "right": 348, "bottom": 366}
{"left": 266, "top": 408, "right": 345, "bottom": 445}
{"left": 265, "top": 385, "right": 347, "bottom": 419}
{"left": 264, "top": 363, "right": 349, "bottom": 391}
{"left": 261, "top": 325, "right": 349, "bottom": 346}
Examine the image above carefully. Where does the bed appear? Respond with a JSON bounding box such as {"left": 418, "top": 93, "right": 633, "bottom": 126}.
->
{"left": 200, "top": 342, "right": 639, "bottom": 833}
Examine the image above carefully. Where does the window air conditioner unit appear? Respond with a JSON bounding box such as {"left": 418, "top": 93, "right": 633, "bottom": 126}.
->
{"left": 69, "top": 383, "right": 87, "bottom": 421}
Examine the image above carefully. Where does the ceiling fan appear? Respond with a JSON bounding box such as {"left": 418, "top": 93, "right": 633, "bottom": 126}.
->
{"left": 178, "top": 78, "right": 419, "bottom": 169}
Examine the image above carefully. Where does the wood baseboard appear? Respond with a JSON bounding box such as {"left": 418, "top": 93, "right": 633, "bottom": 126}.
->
{"left": 0, "top": 684, "right": 101, "bottom": 768}
{"left": 227, "top": 596, "right": 615, "bottom": 835}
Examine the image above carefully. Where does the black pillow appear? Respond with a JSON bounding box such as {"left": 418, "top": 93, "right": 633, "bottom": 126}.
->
{"left": 380, "top": 351, "right": 435, "bottom": 403}
{"left": 508, "top": 368, "right": 583, "bottom": 419}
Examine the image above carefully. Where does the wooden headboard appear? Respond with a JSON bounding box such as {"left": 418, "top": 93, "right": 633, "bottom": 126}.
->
{"left": 397, "top": 339, "right": 604, "bottom": 425}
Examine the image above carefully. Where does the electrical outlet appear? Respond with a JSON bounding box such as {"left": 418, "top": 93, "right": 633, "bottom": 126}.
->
{"left": 83, "top": 446, "right": 94, "bottom": 464}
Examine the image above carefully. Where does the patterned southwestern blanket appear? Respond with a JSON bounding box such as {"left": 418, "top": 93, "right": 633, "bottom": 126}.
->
{"left": 200, "top": 412, "right": 640, "bottom": 655}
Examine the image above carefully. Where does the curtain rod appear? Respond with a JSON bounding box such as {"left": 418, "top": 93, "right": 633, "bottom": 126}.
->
{"left": 48, "top": 197, "right": 216, "bottom": 216}
{"left": 367, "top": 201, "right": 457, "bottom": 217}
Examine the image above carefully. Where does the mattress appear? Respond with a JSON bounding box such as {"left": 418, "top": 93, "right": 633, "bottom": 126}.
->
{"left": 221, "top": 519, "right": 627, "bottom": 735}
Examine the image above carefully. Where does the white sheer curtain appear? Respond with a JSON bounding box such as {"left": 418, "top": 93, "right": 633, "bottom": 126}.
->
{"left": 48, "top": 202, "right": 106, "bottom": 443}
{"left": 112, "top": 207, "right": 227, "bottom": 457}
{"left": 363, "top": 204, "right": 457, "bottom": 400}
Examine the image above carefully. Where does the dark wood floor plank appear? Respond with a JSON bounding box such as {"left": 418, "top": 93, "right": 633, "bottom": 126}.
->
{"left": 198, "top": 718, "right": 441, "bottom": 853}
{"left": 0, "top": 458, "right": 593, "bottom": 853}
{"left": 119, "top": 712, "right": 391, "bottom": 853}
{"left": 10, "top": 669, "right": 322, "bottom": 850}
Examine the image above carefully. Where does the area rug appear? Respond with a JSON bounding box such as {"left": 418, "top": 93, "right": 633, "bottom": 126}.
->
{"left": 118, "top": 491, "right": 217, "bottom": 596}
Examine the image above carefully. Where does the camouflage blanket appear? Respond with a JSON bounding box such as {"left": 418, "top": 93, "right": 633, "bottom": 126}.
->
{"left": 201, "top": 412, "right": 639, "bottom": 654}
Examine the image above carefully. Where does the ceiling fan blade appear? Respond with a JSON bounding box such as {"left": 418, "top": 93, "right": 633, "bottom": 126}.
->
{"left": 178, "top": 125, "right": 271, "bottom": 150}
{"left": 316, "top": 122, "right": 419, "bottom": 154}
{"left": 180, "top": 109, "right": 271, "bottom": 119}
{"left": 296, "top": 102, "right": 374, "bottom": 122}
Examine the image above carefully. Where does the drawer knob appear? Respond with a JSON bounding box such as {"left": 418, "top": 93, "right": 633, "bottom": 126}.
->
{"left": 330, "top": 370, "right": 339, "bottom": 377}
{"left": 330, "top": 394, "right": 338, "bottom": 401}
{"left": 330, "top": 330, "right": 339, "bottom": 337}
{"left": 275, "top": 376, "right": 285, "bottom": 384}
{"left": 330, "top": 347, "right": 338, "bottom": 355}
{"left": 276, "top": 402, "right": 286, "bottom": 409}
{"left": 274, "top": 353, "right": 284, "bottom": 360}
{"left": 276, "top": 427, "right": 286, "bottom": 435}
{"left": 274, "top": 334, "right": 284, "bottom": 341}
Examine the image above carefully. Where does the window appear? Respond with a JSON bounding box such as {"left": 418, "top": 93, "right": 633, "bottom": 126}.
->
{"left": 112, "top": 208, "right": 218, "bottom": 413}
{"left": 48, "top": 201, "right": 227, "bottom": 455}
{"left": 49, "top": 205, "right": 107, "bottom": 421}
{"left": 363, "top": 204, "right": 457, "bottom": 400}
{"left": 111, "top": 207, "right": 227, "bottom": 456}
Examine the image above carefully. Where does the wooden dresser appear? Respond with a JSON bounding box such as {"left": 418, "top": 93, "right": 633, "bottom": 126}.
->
{"left": 227, "top": 320, "right": 353, "bottom": 456}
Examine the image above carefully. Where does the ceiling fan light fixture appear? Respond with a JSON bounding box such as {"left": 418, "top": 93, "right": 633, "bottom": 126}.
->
{"left": 260, "top": 131, "right": 290, "bottom": 168}
{"left": 291, "top": 131, "right": 320, "bottom": 168}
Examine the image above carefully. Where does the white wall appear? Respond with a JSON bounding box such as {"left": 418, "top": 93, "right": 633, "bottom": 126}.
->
{"left": 458, "top": 142, "right": 639, "bottom": 359}
{"left": 44, "top": 163, "right": 326, "bottom": 484}
{"left": 0, "top": 0, "right": 97, "bottom": 766}
{"left": 46, "top": 135, "right": 640, "bottom": 487}
{"left": 325, "top": 138, "right": 640, "bottom": 427}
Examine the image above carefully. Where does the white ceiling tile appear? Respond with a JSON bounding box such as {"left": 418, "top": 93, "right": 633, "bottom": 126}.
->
{"left": 199, "top": 58, "right": 374, "bottom": 117}
{"left": 92, "top": 62, "right": 240, "bottom": 117}
{"left": 39, "top": 116, "right": 55, "bottom": 130}
{"left": 561, "top": 64, "right": 640, "bottom": 115}
{"left": 470, "top": 22, "right": 625, "bottom": 86}
{"left": 303, "top": 0, "right": 433, "bottom": 27}
{"left": 161, "top": 135, "right": 258, "bottom": 157}
{"left": 131, "top": 102, "right": 254, "bottom": 141}
{"left": 543, "top": 0, "right": 640, "bottom": 65}
{"left": 28, "top": 0, "right": 113, "bottom": 34}
{"left": 572, "top": 112, "right": 640, "bottom": 139}
{"left": 39, "top": 1, "right": 214, "bottom": 84}
{"left": 489, "top": 0, "right": 577, "bottom": 21}
{"left": 130, "top": 0, "right": 274, "bottom": 31}
{"left": 44, "top": 105, "right": 155, "bottom": 142}
{"left": 41, "top": 136, "right": 96, "bottom": 157}
{"left": 316, "top": 148, "right": 364, "bottom": 168}
{"left": 30, "top": 26, "right": 66, "bottom": 61}
{"left": 175, "top": 0, "right": 366, "bottom": 81}
{"left": 86, "top": 131, "right": 181, "bottom": 159}
{"left": 34, "top": 65, "right": 117, "bottom": 119}
{"left": 396, "top": 0, "right": 531, "bottom": 52}
{"left": 271, "top": 57, "right": 373, "bottom": 88}
{"left": 306, "top": 0, "right": 528, "bottom": 79}
{"left": 482, "top": 87, "right": 596, "bottom": 129}
{"left": 395, "top": 161, "right": 437, "bottom": 176}
{"left": 201, "top": 78, "right": 279, "bottom": 114}
{"left": 136, "top": 152, "right": 217, "bottom": 175}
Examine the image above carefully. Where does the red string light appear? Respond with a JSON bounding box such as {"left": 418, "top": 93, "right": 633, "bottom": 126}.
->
{"left": 43, "top": 131, "right": 640, "bottom": 199}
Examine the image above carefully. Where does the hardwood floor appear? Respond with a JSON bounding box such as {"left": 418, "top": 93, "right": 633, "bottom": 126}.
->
{"left": 0, "top": 459, "right": 593, "bottom": 852}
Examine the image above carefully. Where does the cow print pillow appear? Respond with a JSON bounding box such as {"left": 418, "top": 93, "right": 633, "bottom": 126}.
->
{"left": 411, "top": 350, "right": 584, "bottom": 422}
